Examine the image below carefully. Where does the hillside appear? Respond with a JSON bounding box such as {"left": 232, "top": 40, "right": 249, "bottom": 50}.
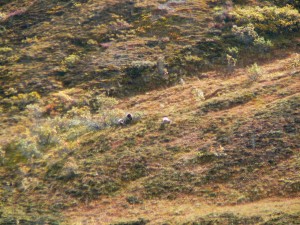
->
{"left": 0, "top": 0, "right": 300, "bottom": 224}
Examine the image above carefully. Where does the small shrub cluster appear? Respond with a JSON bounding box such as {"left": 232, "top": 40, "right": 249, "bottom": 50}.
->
{"left": 226, "top": 54, "right": 237, "bottom": 73}
{"left": 0, "top": 47, "right": 13, "bottom": 53}
{"left": 184, "top": 55, "right": 204, "bottom": 65}
{"left": 230, "top": 5, "right": 300, "bottom": 34}
{"left": 1, "top": 91, "right": 130, "bottom": 172}
{"left": 224, "top": 47, "right": 239, "bottom": 73}
{"left": 0, "top": 12, "right": 6, "bottom": 21}
{"left": 247, "top": 63, "right": 262, "bottom": 82}
{"left": 3, "top": 139, "right": 40, "bottom": 167}
{"left": 126, "top": 196, "right": 143, "bottom": 204}
{"left": 253, "top": 36, "right": 273, "bottom": 53}
{"left": 181, "top": 55, "right": 206, "bottom": 73}
{"left": 124, "top": 61, "right": 156, "bottom": 79}
{"left": 87, "top": 39, "right": 98, "bottom": 46}
{"left": 108, "top": 18, "right": 132, "bottom": 32}
{"left": 61, "top": 54, "right": 80, "bottom": 68}
{"left": 35, "top": 122, "right": 61, "bottom": 146}
{"left": 192, "top": 88, "right": 205, "bottom": 102}
{"left": 231, "top": 23, "right": 274, "bottom": 53}
{"left": 1, "top": 92, "right": 41, "bottom": 111}
{"left": 264, "top": 0, "right": 300, "bottom": 9}
{"left": 232, "top": 24, "right": 258, "bottom": 45}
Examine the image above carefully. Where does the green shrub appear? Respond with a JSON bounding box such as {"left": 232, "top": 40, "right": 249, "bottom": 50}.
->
{"left": 253, "top": 36, "right": 273, "bottom": 52}
{"left": 264, "top": 0, "right": 300, "bottom": 9}
{"left": 4, "top": 87, "right": 18, "bottom": 96}
{"left": 231, "top": 5, "right": 300, "bottom": 34}
{"left": 247, "top": 63, "right": 262, "bottom": 82}
{"left": 0, "top": 47, "right": 12, "bottom": 53}
{"left": 125, "top": 61, "right": 156, "bottom": 79}
{"left": 62, "top": 54, "right": 80, "bottom": 67}
{"left": 35, "top": 123, "right": 60, "bottom": 146}
{"left": 89, "top": 94, "right": 118, "bottom": 112}
{"left": 226, "top": 54, "right": 237, "bottom": 73}
{"left": 87, "top": 39, "right": 98, "bottom": 46}
{"left": 26, "top": 104, "right": 43, "bottom": 118}
{"left": 232, "top": 24, "right": 258, "bottom": 44}
{"left": 226, "top": 47, "right": 239, "bottom": 58}
{"left": 184, "top": 55, "right": 204, "bottom": 65}
{"left": 225, "top": 47, "right": 239, "bottom": 72}
{"left": 0, "top": 12, "right": 6, "bottom": 21}
{"left": 1, "top": 92, "right": 41, "bottom": 111}
{"left": 126, "top": 196, "right": 143, "bottom": 204}
{"left": 49, "top": 158, "right": 79, "bottom": 181}
{"left": 4, "top": 139, "right": 40, "bottom": 167}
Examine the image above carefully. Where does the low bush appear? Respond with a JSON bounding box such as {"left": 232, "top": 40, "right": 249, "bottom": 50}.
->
{"left": 247, "top": 63, "right": 262, "bottom": 82}
{"left": 124, "top": 61, "right": 156, "bottom": 79}
{"left": 3, "top": 139, "right": 40, "bottom": 167}
{"left": 0, "top": 47, "right": 13, "bottom": 53}
{"left": 232, "top": 24, "right": 258, "bottom": 45}
{"left": 253, "top": 36, "right": 273, "bottom": 53}
{"left": 1, "top": 92, "right": 41, "bottom": 111}
{"left": 264, "top": 0, "right": 300, "bottom": 9}
{"left": 62, "top": 54, "right": 80, "bottom": 68}
{"left": 230, "top": 5, "right": 300, "bottom": 34}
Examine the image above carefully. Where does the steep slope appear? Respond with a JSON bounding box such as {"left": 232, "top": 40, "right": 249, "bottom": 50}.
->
{"left": 0, "top": 0, "right": 211, "bottom": 96}
{"left": 0, "top": 0, "right": 300, "bottom": 224}
{"left": 62, "top": 52, "right": 300, "bottom": 224}
{"left": 1, "top": 49, "right": 299, "bottom": 224}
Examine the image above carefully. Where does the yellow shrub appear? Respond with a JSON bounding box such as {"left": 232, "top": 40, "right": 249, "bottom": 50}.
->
{"left": 231, "top": 5, "right": 300, "bottom": 34}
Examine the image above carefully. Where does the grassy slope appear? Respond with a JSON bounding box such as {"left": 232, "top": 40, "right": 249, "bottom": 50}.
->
{"left": 63, "top": 52, "right": 300, "bottom": 224}
{"left": 0, "top": 0, "right": 300, "bottom": 224}
{"left": 0, "top": 0, "right": 210, "bottom": 96}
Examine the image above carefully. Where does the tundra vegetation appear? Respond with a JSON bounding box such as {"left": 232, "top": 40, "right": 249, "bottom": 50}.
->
{"left": 0, "top": 0, "right": 299, "bottom": 224}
